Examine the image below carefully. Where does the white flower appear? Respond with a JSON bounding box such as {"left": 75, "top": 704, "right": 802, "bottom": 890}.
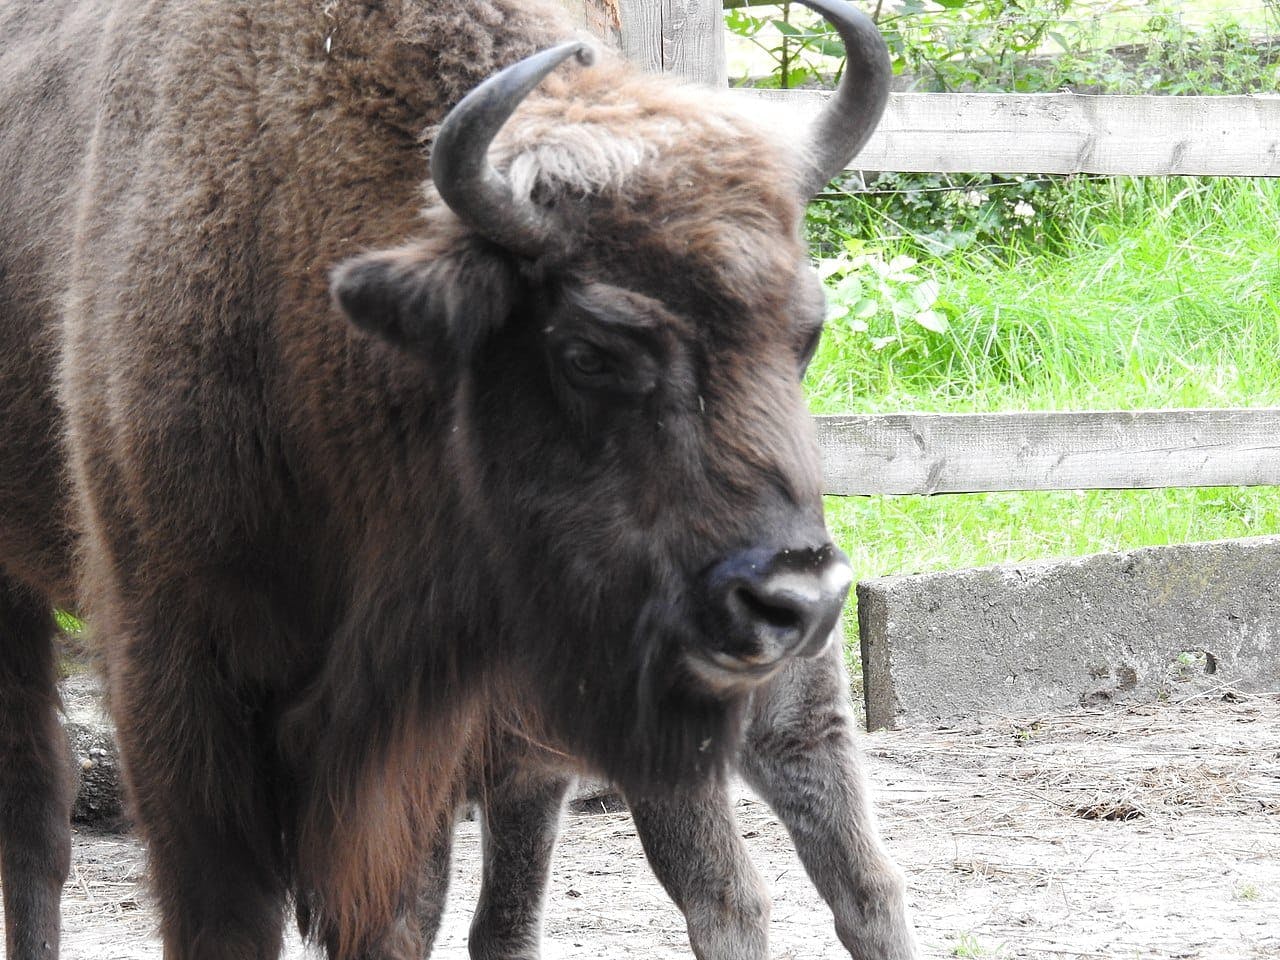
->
{"left": 1013, "top": 199, "right": 1035, "bottom": 220}
{"left": 964, "top": 189, "right": 984, "bottom": 208}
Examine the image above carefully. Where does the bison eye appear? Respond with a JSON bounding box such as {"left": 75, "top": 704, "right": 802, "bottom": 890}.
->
{"left": 557, "top": 338, "right": 650, "bottom": 396}
{"left": 563, "top": 340, "right": 610, "bottom": 381}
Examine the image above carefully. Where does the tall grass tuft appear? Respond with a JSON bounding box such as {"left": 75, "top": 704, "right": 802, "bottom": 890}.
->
{"left": 808, "top": 177, "right": 1280, "bottom": 416}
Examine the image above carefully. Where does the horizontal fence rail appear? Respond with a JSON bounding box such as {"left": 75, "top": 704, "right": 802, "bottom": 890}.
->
{"left": 738, "top": 91, "right": 1280, "bottom": 177}
{"left": 580, "top": 2, "right": 1280, "bottom": 176}
{"left": 816, "top": 409, "right": 1280, "bottom": 495}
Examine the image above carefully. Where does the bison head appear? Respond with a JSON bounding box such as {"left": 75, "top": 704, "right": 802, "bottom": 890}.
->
{"left": 330, "top": 1, "right": 889, "bottom": 792}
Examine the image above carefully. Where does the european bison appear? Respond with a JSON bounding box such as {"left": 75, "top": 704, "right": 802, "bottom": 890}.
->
{"left": 0, "top": 1, "right": 889, "bottom": 957}
{"left": 426, "top": 640, "right": 918, "bottom": 960}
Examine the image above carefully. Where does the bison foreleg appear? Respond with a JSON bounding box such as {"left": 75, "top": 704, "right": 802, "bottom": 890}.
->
{"left": 467, "top": 756, "right": 571, "bottom": 960}
{"left": 0, "top": 577, "right": 72, "bottom": 960}
{"left": 739, "top": 646, "right": 918, "bottom": 960}
{"left": 145, "top": 824, "right": 286, "bottom": 960}
{"left": 628, "top": 786, "right": 770, "bottom": 960}
{"left": 108, "top": 619, "right": 287, "bottom": 960}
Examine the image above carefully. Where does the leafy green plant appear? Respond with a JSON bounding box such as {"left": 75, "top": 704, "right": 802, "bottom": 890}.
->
{"left": 1048, "top": 8, "right": 1280, "bottom": 95}
{"left": 810, "top": 171, "right": 1078, "bottom": 256}
{"left": 727, "top": 0, "right": 1280, "bottom": 95}
{"left": 805, "top": 175, "right": 1280, "bottom": 417}
{"left": 1136, "top": 12, "right": 1280, "bottom": 94}
{"left": 820, "top": 240, "right": 950, "bottom": 352}
{"left": 726, "top": 0, "right": 1081, "bottom": 93}
{"left": 725, "top": 1, "right": 845, "bottom": 88}
{"left": 878, "top": 0, "right": 1077, "bottom": 93}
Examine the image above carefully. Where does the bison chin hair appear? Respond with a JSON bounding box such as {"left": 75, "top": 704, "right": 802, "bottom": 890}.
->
{"left": 492, "top": 574, "right": 749, "bottom": 799}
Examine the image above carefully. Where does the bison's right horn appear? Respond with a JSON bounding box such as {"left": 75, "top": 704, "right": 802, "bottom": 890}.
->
{"left": 431, "top": 41, "right": 596, "bottom": 259}
{"left": 792, "top": 0, "right": 891, "bottom": 199}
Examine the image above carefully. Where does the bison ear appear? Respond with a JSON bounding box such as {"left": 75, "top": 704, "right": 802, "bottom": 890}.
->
{"left": 330, "top": 241, "right": 519, "bottom": 356}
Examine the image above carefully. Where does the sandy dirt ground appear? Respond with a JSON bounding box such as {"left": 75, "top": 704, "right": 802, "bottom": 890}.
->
{"left": 24, "top": 690, "right": 1280, "bottom": 959}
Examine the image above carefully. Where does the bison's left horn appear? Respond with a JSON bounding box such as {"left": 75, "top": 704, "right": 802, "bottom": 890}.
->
{"left": 431, "top": 41, "right": 596, "bottom": 258}
{"left": 792, "top": 0, "right": 891, "bottom": 199}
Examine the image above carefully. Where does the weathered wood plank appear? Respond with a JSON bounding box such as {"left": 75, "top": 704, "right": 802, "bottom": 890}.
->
{"left": 736, "top": 91, "right": 1280, "bottom": 177}
{"left": 556, "top": 0, "right": 623, "bottom": 49}
{"left": 619, "top": 0, "right": 726, "bottom": 86}
{"left": 816, "top": 409, "right": 1280, "bottom": 495}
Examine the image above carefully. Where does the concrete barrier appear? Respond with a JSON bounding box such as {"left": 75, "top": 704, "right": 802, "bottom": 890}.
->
{"left": 858, "top": 535, "right": 1280, "bottom": 730}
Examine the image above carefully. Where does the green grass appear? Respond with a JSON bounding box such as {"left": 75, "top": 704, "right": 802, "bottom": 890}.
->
{"left": 1237, "top": 882, "right": 1262, "bottom": 902}
{"left": 808, "top": 177, "right": 1280, "bottom": 639}
{"left": 808, "top": 177, "right": 1280, "bottom": 415}
{"left": 951, "top": 932, "right": 1006, "bottom": 958}
{"left": 831, "top": 487, "right": 1280, "bottom": 583}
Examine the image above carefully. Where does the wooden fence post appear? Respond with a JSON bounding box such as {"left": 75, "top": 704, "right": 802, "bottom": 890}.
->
{"left": 618, "top": 0, "right": 727, "bottom": 86}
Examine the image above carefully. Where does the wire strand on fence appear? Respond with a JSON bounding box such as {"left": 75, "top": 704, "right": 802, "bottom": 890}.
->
{"left": 724, "top": 1, "right": 1280, "bottom": 25}
{"left": 818, "top": 173, "right": 1118, "bottom": 201}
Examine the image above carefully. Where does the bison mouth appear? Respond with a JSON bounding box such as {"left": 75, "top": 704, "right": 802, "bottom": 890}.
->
{"left": 687, "top": 543, "right": 852, "bottom": 695}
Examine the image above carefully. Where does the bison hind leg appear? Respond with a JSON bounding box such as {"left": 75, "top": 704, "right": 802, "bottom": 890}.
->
{"left": 0, "top": 575, "right": 73, "bottom": 960}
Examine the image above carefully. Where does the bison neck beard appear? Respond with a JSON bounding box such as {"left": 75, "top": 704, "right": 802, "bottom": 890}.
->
{"left": 492, "top": 573, "right": 750, "bottom": 799}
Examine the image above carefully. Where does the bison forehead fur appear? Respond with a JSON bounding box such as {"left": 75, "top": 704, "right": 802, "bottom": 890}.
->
{"left": 0, "top": 0, "right": 871, "bottom": 957}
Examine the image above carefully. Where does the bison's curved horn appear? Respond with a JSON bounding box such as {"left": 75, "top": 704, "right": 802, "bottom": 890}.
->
{"left": 431, "top": 41, "right": 596, "bottom": 258}
{"left": 792, "top": 0, "right": 891, "bottom": 199}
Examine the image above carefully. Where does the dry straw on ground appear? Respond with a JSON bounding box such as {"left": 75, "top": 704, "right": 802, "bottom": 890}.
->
{"left": 22, "top": 689, "right": 1280, "bottom": 959}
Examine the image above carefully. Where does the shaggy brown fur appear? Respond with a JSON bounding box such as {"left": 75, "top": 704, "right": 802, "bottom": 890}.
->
{"left": 0, "top": 2, "right": 857, "bottom": 958}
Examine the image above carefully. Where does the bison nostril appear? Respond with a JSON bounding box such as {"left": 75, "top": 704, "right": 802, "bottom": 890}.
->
{"left": 732, "top": 585, "right": 805, "bottom": 633}
{"left": 698, "top": 544, "right": 853, "bottom": 681}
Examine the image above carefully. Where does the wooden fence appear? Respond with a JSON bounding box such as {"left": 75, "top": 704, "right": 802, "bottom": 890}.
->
{"left": 563, "top": 1, "right": 1280, "bottom": 496}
